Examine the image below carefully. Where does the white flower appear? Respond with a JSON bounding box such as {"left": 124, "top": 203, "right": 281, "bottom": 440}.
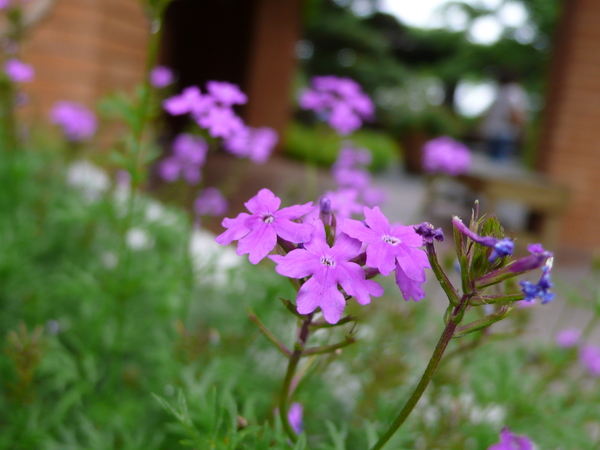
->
{"left": 126, "top": 228, "right": 153, "bottom": 251}
{"left": 66, "top": 160, "right": 110, "bottom": 201}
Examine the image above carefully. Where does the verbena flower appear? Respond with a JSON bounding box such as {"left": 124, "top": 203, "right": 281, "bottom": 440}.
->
{"left": 223, "top": 126, "right": 278, "bottom": 163}
{"left": 206, "top": 81, "right": 247, "bottom": 106}
{"left": 555, "top": 328, "right": 581, "bottom": 348}
{"left": 325, "top": 188, "right": 363, "bottom": 220}
{"left": 520, "top": 265, "right": 553, "bottom": 303}
{"left": 50, "top": 101, "right": 97, "bottom": 142}
{"left": 342, "top": 207, "right": 430, "bottom": 301}
{"left": 488, "top": 427, "right": 534, "bottom": 450}
{"left": 414, "top": 222, "right": 444, "bottom": 245}
{"left": 579, "top": 345, "right": 600, "bottom": 377}
{"left": 216, "top": 188, "right": 314, "bottom": 264}
{"left": 149, "top": 66, "right": 174, "bottom": 88}
{"left": 270, "top": 220, "right": 383, "bottom": 323}
{"left": 422, "top": 136, "right": 471, "bottom": 176}
{"left": 5, "top": 58, "right": 34, "bottom": 83}
{"left": 299, "top": 76, "right": 374, "bottom": 135}
{"left": 509, "top": 243, "right": 553, "bottom": 273}
{"left": 194, "top": 187, "right": 228, "bottom": 217}
{"left": 158, "top": 133, "right": 207, "bottom": 184}
{"left": 452, "top": 216, "right": 514, "bottom": 262}
{"left": 163, "top": 86, "right": 212, "bottom": 116}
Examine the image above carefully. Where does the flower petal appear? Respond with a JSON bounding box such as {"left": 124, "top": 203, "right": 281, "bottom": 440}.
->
{"left": 273, "top": 220, "right": 315, "bottom": 244}
{"left": 270, "top": 249, "right": 320, "bottom": 279}
{"left": 276, "top": 202, "right": 315, "bottom": 220}
{"left": 215, "top": 213, "right": 251, "bottom": 245}
{"left": 336, "top": 262, "right": 384, "bottom": 305}
{"left": 244, "top": 188, "right": 281, "bottom": 215}
{"left": 340, "top": 218, "right": 379, "bottom": 244}
{"left": 331, "top": 232, "right": 362, "bottom": 261}
{"left": 363, "top": 206, "right": 390, "bottom": 236}
{"left": 236, "top": 223, "right": 277, "bottom": 264}
{"left": 391, "top": 224, "right": 422, "bottom": 247}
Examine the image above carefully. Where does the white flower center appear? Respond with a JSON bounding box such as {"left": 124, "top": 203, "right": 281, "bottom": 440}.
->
{"left": 320, "top": 256, "right": 335, "bottom": 267}
{"left": 382, "top": 235, "right": 400, "bottom": 246}
{"left": 263, "top": 214, "right": 275, "bottom": 224}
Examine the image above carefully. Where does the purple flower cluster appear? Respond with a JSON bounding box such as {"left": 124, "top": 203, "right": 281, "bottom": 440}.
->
{"left": 488, "top": 428, "right": 533, "bottom": 450}
{"left": 216, "top": 189, "right": 429, "bottom": 323}
{"left": 299, "top": 76, "right": 374, "bottom": 135}
{"left": 4, "top": 58, "right": 34, "bottom": 83}
{"left": 158, "top": 133, "right": 207, "bottom": 184}
{"left": 149, "top": 66, "right": 174, "bottom": 89}
{"left": 163, "top": 81, "right": 277, "bottom": 163}
{"left": 520, "top": 265, "right": 553, "bottom": 304}
{"left": 271, "top": 219, "right": 383, "bottom": 323}
{"left": 555, "top": 328, "right": 581, "bottom": 348}
{"left": 194, "top": 187, "right": 228, "bottom": 217}
{"left": 325, "top": 145, "right": 387, "bottom": 220}
{"left": 50, "top": 101, "right": 98, "bottom": 142}
{"left": 342, "top": 207, "right": 430, "bottom": 302}
{"left": 422, "top": 136, "right": 471, "bottom": 176}
{"left": 216, "top": 188, "right": 314, "bottom": 264}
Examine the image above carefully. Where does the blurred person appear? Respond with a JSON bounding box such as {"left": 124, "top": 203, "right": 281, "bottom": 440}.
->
{"left": 479, "top": 71, "right": 529, "bottom": 161}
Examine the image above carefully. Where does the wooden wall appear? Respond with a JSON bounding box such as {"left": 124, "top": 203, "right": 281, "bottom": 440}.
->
{"left": 539, "top": 0, "right": 600, "bottom": 251}
{"left": 21, "top": 0, "right": 150, "bottom": 113}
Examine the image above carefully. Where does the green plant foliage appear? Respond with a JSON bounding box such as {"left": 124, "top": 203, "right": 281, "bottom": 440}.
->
{"left": 284, "top": 121, "right": 400, "bottom": 171}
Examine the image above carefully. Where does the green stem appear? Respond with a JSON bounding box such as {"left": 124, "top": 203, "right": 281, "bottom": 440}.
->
{"left": 369, "top": 296, "right": 467, "bottom": 450}
{"left": 279, "top": 314, "right": 312, "bottom": 443}
{"left": 248, "top": 309, "right": 291, "bottom": 358}
{"left": 425, "top": 242, "right": 460, "bottom": 306}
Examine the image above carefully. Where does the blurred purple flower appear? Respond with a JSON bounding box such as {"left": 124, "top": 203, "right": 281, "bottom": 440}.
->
{"left": 223, "top": 125, "right": 278, "bottom": 163}
{"left": 163, "top": 86, "right": 213, "bottom": 116}
{"left": 579, "top": 345, "right": 600, "bottom": 376}
{"left": 194, "top": 187, "right": 228, "bottom": 217}
{"left": 422, "top": 136, "right": 471, "bottom": 176}
{"left": 509, "top": 243, "right": 553, "bottom": 273}
{"left": 325, "top": 188, "right": 363, "bottom": 220}
{"left": 299, "top": 76, "right": 374, "bottom": 135}
{"left": 216, "top": 188, "right": 314, "bottom": 264}
{"left": 196, "top": 106, "right": 244, "bottom": 139}
{"left": 270, "top": 219, "right": 383, "bottom": 323}
{"left": 555, "top": 328, "right": 581, "bottom": 348}
{"left": 488, "top": 428, "right": 533, "bottom": 450}
{"left": 50, "top": 101, "right": 97, "bottom": 142}
{"left": 149, "top": 66, "right": 174, "bottom": 88}
{"left": 159, "top": 133, "right": 207, "bottom": 184}
{"left": 206, "top": 81, "right": 247, "bottom": 106}
{"left": 288, "top": 403, "right": 303, "bottom": 434}
{"left": 361, "top": 186, "right": 387, "bottom": 207}
{"left": 5, "top": 58, "right": 34, "bottom": 83}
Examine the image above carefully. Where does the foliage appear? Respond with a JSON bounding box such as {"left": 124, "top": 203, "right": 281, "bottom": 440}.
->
{"left": 284, "top": 121, "right": 399, "bottom": 171}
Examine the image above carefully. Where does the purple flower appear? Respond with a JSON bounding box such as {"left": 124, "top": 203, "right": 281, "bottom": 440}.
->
{"left": 5, "top": 58, "right": 34, "bottom": 83}
{"left": 163, "top": 86, "right": 212, "bottom": 116}
{"left": 149, "top": 66, "right": 174, "bottom": 88}
{"left": 270, "top": 220, "right": 383, "bottom": 323}
{"left": 580, "top": 345, "right": 600, "bottom": 376}
{"left": 342, "top": 207, "right": 430, "bottom": 301}
{"left": 488, "top": 428, "right": 534, "bottom": 450}
{"left": 326, "top": 188, "right": 363, "bottom": 220}
{"left": 422, "top": 136, "right": 471, "bottom": 176}
{"left": 555, "top": 328, "right": 581, "bottom": 348}
{"left": 299, "top": 76, "right": 374, "bottom": 135}
{"left": 520, "top": 265, "right": 553, "bottom": 304}
{"left": 509, "top": 243, "right": 553, "bottom": 273}
{"left": 158, "top": 133, "right": 207, "bottom": 184}
{"left": 50, "top": 101, "right": 97, "bottom": 142}
{"left": 414, "top": 222, "right": 444, "bottom": 245}
{"left": 332, "top": 166, "right": 371, "bottom": 190}
{"left": 206, "top": 81, "right": 247, "bottom": 106}
{"left": 361, "top": 186, "right": 387, "bottom": 208}
{"left": 196, "top": 106, "right": 244, "bottom": 139}
{"left": 194, "top": 187, "right": 228, "bottom": 217}
{"left": 452, "top": 216, "right": 514, "bottom": 263}
{"left": 223, "top": 126, "right": 278, "bottom": 163}
{"left": 288, "top": 403, "right": 303, "bottom": 434}
{"left": 216, "top": 188, "right": 314, "bottom": 264}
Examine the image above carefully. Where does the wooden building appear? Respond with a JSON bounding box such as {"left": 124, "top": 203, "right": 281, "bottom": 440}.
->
{"left": 540, "top": 0, "right": 600, "bottom": 252}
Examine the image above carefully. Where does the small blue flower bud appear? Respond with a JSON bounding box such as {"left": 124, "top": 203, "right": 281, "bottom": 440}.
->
{"left": 319, "top": 197, "right": 332, "bottom": 225}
